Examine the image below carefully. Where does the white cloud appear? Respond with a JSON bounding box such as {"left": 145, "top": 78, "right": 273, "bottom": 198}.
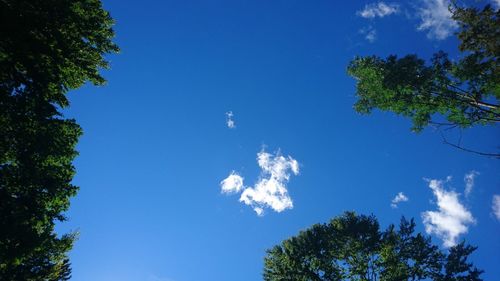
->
{"left": 226, "top": 111, "right": 235, "bottom": 129}
{"left": 359, "top": 26, "right": 377, "bottom": 43}
{"left": 254, "top": 207, "right": 264, "bottom": 216}
{"left": 220, "top": 171, "right": 244, "bottom": 194}
{"left": 365, "top": 30, "right": 377, "bottom": 42}
{"left": 391, "top": 192, "right": 409, "bottom": 208}
{"left": 464, "top": 170, "right": 479, "bottom": 197}
{"left": 416, "top": 0, "right": 458, "bottom": 40}
{"left": 421, "top": 177, "right": 475, "bottom": 247}
{"left": 493, "top": 0, "right": 500, "bottom": 8}
{"left": 357, "top": 2, "right": 400, "bottom": 18}
{"left": 220, "top": 149, "right": 299, "bottom": 215}
{"left": 492, "top": 195, "right": 500, "bottom": 221}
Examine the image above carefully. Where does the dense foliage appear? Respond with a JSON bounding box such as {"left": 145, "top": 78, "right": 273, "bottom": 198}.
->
{"left": 264, "top": 212, "right": 482, "bottom": 281}
{"left": 0, "top": 0, "right": 118, "bottom": 279}
{"left": 347, "top": 5, "right": 499, "bottom": 133}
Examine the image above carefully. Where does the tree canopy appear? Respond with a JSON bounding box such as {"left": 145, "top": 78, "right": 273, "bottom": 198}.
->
{"left": 264, "top": 212, "right": 482, "bottom": 281}
{"left": 0, "top": 0, "right": 118, "bottom": 279}
{"left": 347, "top": 4, "right": 499, "bottom": 156}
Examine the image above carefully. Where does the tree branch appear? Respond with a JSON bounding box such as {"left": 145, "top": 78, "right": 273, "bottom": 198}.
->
{"left": 430, "top": 89, "right": 500, "bottom": 118}
{"left": 445, "top": 83, "right": 499, "bottom": 110}
{"left": 439, "top": 131, "right": 500, "bottom": 158}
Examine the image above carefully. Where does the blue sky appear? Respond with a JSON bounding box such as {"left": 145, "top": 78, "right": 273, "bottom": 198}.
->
{"left": 59, "top": 1, "right": 499, "bottom": 280}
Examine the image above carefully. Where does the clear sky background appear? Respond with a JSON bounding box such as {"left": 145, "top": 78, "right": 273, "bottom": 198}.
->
{"left": 59, "top": 1, "right": 499, "bottom": 280}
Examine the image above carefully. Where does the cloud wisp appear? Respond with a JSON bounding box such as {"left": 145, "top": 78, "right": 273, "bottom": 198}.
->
{"left": 356, "top": 2, "right": 399, "bottom": 44}
{"left": 464, "top": 170, "right": 479, "bottom": 198}
{"left": 492, "top": 195, "right": 500, "bottom": 221}
{"left": 416, "top": 0, "right": 457, "bottom": 40}
{"left": 220, "top": 171, "right": 244, "bottom": 194}
{"left": 220, "top": 149, "right": 299, "bottom": 216}
{"left": 359, "top": 26, "right": 377, "bottom": 43}
{"left": 226, "top": 111, "right": 236, "bottom": 129}
{"left": 357, "top": 2, "right": 399, "bottom": 18}
{"left": 391, "top": 192, "right": 409, "bottom": 208}
{"left": 421, "top": 177, "right": 475, "bottom": 247}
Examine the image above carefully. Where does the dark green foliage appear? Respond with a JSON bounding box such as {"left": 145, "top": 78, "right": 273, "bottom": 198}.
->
{"left": 264, "top": 212, "right": 482, "bottom": 281}
{"left": 0, "top": 0, "right": 118, "bottom": 279}
{"left": 347, "top": 5, "right": 499, "bottom": 132}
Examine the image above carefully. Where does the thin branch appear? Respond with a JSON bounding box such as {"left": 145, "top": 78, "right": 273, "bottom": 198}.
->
{"left": 429, "top": 121, "right": 458, "bottom": 132}
{"left": 445, "top": 83, "right": 499, "bottom": 110}
{"left": 429, "top": 121, "right": 456, "bottom": 126}
{"left": 430, "top": 90, "right": 500, "bottom": 117}
{"left": 439, "top": 131, "right": 500, "bottom": 158}
{"left": 473, "top": 115, "right": 500, "bottom": 122}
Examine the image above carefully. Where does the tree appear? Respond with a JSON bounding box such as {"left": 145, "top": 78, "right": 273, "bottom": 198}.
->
{"left": 264, "top": 212, "right": 483, "bottom": 281}
{"left": 0, "top": 0, "right": 118, "bottom": 279}
{"left": 347, "top": 4, "right": 499, "bottom": 157}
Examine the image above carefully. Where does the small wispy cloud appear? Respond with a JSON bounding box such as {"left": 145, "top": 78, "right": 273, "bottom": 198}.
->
{"left": 220, "top": 149, "right": 299, "bottom": 216}
{"left": 226, "top": 111, "right": 236, "bottom": 129}
{"left": 357, "top": 2, "right": 400, "bottom": 18}
{"left": 359, "top": 26, "right": 377, "bottom": 43}
{"left": 464, "top": 170, "right": 479, "bottom": 198}
{"left": 416, "top": 0, "right": 457, "bottom": 40}
{"left": 391, "top": 192, "right": 409, "bottom": 208}
{"left": 492, "top": 195, "right": 500, "bottom": 221}
{"left": 220, "top": 171, "right": 244, "bottom": 194}
{"left": 493, "top": 0, "right": 500, "bottom": 9}
{"left": 421, "top": 177, "right": 475, "bottom": 247}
